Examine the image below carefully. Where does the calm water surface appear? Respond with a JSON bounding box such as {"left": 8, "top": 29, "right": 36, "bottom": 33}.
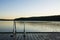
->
{"left": 0, "top": 21, "right": 60, "bottom": 32}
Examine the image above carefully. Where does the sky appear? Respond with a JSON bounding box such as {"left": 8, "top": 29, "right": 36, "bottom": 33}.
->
{"left": 0, "top": 0, "right": 60, "bottom": 19}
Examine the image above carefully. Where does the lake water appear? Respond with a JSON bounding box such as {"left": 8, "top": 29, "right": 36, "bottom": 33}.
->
{"left": 0, "top": 21, "right": 60, "bottom": 32}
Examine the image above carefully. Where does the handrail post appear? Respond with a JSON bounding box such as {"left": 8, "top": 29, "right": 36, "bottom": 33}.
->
{"left": 23, "top": 22, "right": 26, "bottom": 40}
{"left": 13, "top": 21, "right": 16, "bottom": 40}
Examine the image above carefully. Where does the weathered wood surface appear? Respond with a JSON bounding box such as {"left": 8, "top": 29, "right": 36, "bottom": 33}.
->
{"left": 0, "top": 32, "right": 60, "bottom": 40}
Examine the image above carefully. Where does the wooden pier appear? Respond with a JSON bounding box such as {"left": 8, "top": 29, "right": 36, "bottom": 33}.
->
{"left": 0, "top": 32, "right": 60, "bottom": 40}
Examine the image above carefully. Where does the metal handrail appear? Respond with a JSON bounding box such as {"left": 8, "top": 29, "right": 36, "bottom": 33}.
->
{"left": 23, "top": 22, "right": 26, "bottom": 40}
{"left": 13, "top": 21, "right": 26, "bottom": 40}
{"left": 13, "top": 21, "right": 16, "bottom": 40}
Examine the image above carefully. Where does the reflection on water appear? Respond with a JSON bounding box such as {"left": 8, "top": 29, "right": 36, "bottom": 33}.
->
{"left": 0, "top": 21, "right": 60, "bottom": 32}
{"left": 0, "top": 21, "right": 13, "bottom": 32}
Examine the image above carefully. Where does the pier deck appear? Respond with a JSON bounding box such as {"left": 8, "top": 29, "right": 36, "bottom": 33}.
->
{"left": 0, "top": 32, "right": 60, "bottom": 40}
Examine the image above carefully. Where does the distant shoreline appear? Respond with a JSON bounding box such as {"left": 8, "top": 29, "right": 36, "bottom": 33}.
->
{"left": 1, "top": 15, "right": 60, "bottom": 21}
{"left": 15, "top": 15, "right": 60, "bottom": 21}
{"left": 0, "top": 19, "right": 14, "bottom": 21}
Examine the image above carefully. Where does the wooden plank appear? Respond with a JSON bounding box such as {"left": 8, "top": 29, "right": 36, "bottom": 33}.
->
{"left": 32, "top": 34, "right": 37, "bottom": 40}
{"left": 30, "top": 34, "right": 34, "bottom": 40}
{"left": 35, "top": 34, "right": 40, "bottom": 40}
